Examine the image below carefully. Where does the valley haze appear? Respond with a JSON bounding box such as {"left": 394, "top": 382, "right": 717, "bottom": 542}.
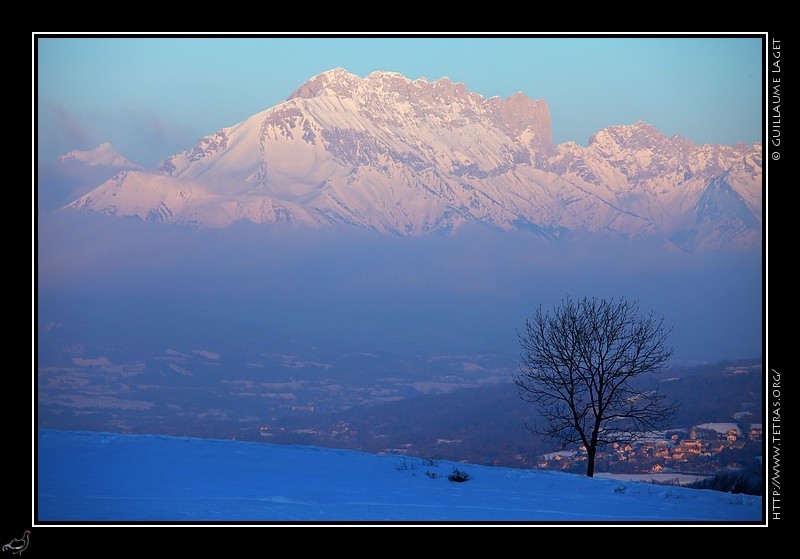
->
{"left": 35, "top": 38, "right": 764, "bottom": 528}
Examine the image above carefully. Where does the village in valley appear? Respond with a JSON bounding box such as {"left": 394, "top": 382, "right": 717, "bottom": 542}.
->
{"left": 537, "top": 421, "right": 763, "bottom": 477}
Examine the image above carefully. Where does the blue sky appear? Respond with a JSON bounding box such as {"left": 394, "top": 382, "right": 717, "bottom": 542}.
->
{"left": 36, "top": 35, "right": 763, "bottom": 166}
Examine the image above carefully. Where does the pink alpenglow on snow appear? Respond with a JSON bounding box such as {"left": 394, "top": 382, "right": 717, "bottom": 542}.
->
{"left": 63, "top": 69, "right": 761, "bottom": 252}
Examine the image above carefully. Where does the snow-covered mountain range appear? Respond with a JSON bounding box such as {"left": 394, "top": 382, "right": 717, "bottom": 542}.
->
{"left": 57, "top": 142, "right": 143, "bottom": 170}
{"left": 62, "top": 68, "right": 762, "bottom": 251}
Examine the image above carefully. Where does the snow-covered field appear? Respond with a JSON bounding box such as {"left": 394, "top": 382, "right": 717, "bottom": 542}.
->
{"left": 36, "top": 429, "right": 762, "bottom": 524}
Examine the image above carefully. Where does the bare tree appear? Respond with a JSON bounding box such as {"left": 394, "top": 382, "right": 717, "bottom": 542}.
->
{"left": 514, "top": 296, "right": 677, "bottom": 477}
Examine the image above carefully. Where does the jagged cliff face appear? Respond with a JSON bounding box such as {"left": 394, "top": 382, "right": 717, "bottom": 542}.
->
{"left": 65, "top": 68, "right": 762, "bottom": 251}
{"left": 545, "top": 121, "right": 762, "bottom": 250}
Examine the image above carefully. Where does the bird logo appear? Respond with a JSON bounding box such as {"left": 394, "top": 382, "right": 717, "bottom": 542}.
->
{"left": 2, "top": 531, "right": 29, "bottom": 555}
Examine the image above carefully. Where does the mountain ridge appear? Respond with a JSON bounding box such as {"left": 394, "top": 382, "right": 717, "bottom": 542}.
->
{"left": 57, "top": 142, "right": 143, "bottom": 169}
{"left": 60, "top": 68, "right": 762, "bottom": 251}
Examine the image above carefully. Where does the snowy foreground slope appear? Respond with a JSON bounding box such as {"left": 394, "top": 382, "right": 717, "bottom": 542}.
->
{"left": 37, "top": 430, "right": 761, "bottom": 523}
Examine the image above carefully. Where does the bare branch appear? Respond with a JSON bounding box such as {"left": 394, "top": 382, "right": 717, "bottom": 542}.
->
{"left": 514, "top": 295, "right": 676, "bottom": 477}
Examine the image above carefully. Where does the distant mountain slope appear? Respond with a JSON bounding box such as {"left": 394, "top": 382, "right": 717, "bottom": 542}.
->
{"left": 39, "top": 143, "right": 144, "bottom": 212}
{"left": 57, "top": 143, "right": 143, "bottom": 169}
{"left": 62, "top": 68, "right": 762, "bottom": 250}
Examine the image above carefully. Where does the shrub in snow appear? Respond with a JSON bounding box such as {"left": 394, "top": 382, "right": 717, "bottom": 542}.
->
{"left": 421, "top": 456, "right": 439, "bottom": 468}
{"left": 688, "top": 467, "right": 762, "bottom": 496}
{"left": 395, "top": 457, "right": 416, "bottom": 472}
{"left": 448, "top": 468, "right": 471, "bottom": 483}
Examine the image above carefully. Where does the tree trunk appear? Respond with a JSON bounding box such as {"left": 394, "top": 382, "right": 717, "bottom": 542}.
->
{"left": 586, "top": 417, "right": 602, "bottom": 477}
{"left": 585, "top": 446, "right": 596, "bottom": 477}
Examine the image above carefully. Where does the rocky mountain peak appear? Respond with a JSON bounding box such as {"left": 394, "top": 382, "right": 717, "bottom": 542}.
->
{"left": 59, "top": 68, "right": 762, "bottom": 251}
{"left": 496, "top": 92, "right": 552, "bottom": 146}
{"left": 288, "top": 67, "right": 360, "bottom": 100}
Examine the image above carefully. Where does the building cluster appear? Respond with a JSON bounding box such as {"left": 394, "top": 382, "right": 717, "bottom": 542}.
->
{"left": 537, "top": 422, "right": 763, "bottom": 475}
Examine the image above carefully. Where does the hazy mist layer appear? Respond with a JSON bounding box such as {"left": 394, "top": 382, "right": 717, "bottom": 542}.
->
{"left": 37, "top": 213, "right": 762, "bottom": 362}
